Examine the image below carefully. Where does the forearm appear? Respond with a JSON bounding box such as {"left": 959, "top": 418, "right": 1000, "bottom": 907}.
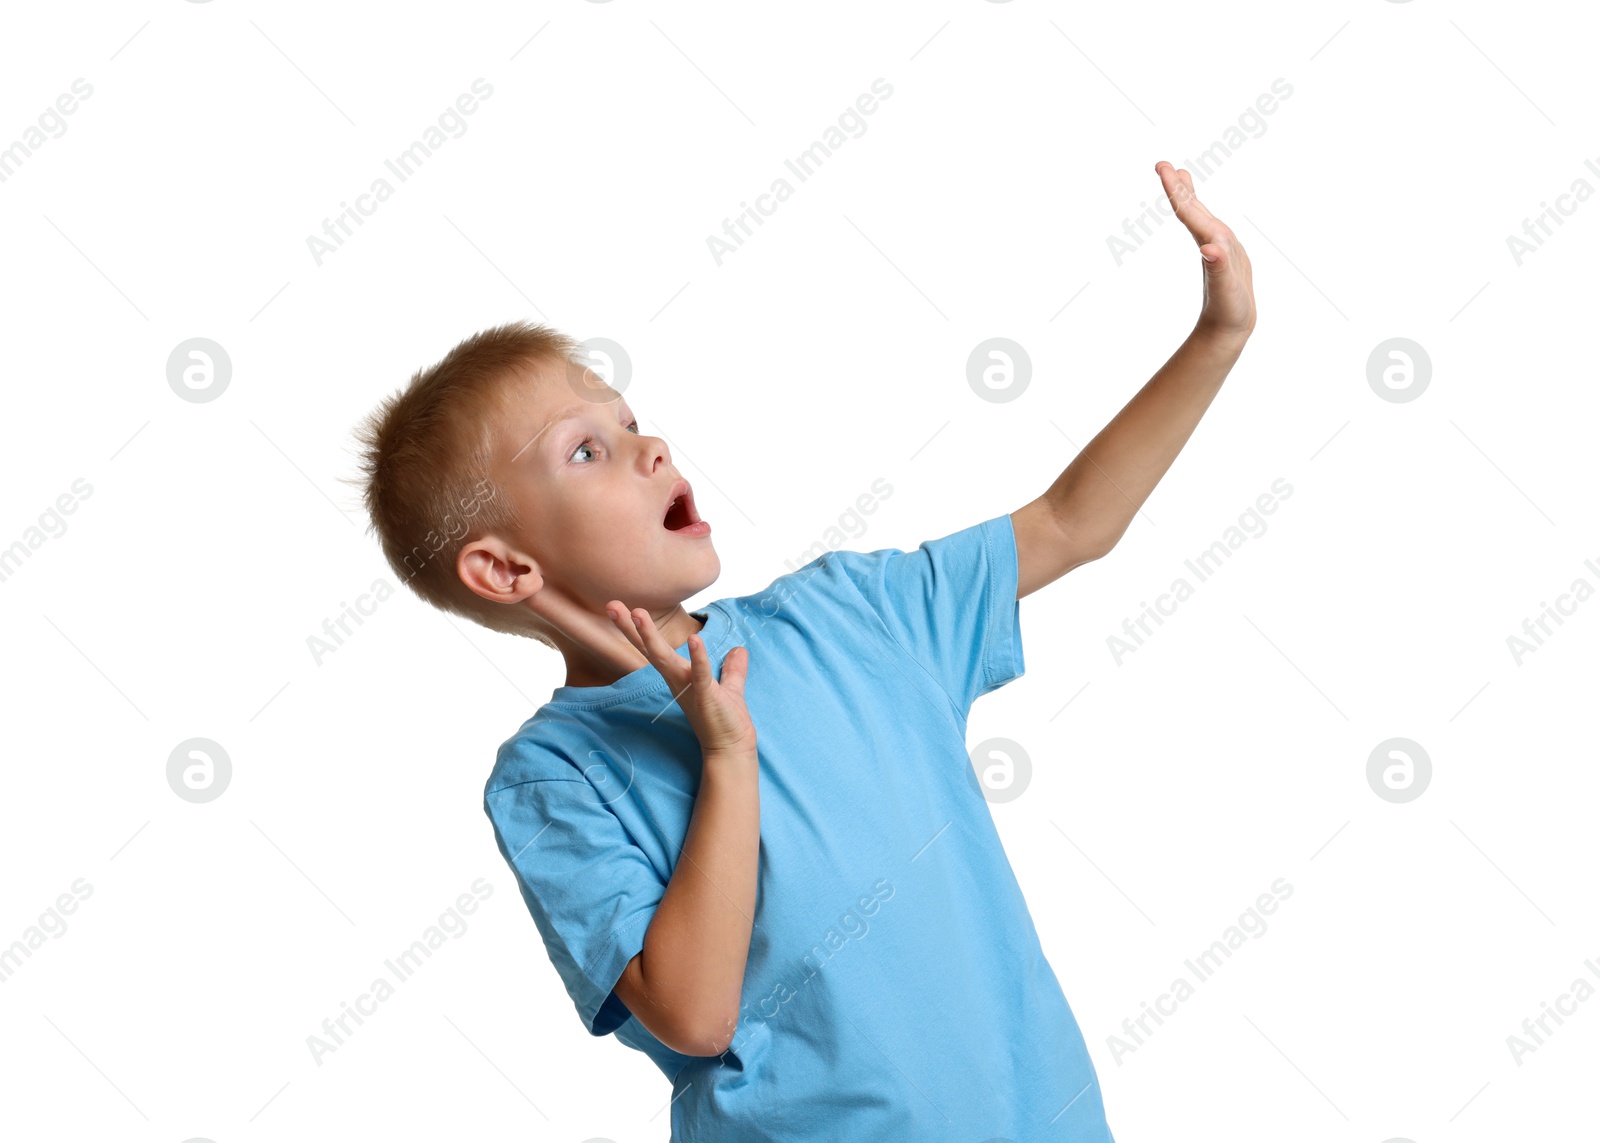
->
{"left": 633, "top": 746, "right": 760, "bottom": 1055}
{"left": 1046, "top": 326, "right": 1248, "bottom": 557}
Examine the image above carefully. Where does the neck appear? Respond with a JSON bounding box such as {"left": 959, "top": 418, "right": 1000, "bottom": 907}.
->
{"left": 557, "top": 605, "right": 706, "bottom": 689}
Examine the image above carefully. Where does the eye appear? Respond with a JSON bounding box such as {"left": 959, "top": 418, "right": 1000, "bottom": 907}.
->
{"left": 570, "top": 421, "right": 640, "bottom": 463}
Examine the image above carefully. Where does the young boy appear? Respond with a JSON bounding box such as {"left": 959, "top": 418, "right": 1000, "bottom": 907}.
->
{"left": 354, "top": 161, "right": 1255, "bottom": 1140}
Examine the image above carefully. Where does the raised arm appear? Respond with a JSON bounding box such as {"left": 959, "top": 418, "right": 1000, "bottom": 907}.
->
{"left": 1013, "top": 160, "right": 1257, "bottom": 600}
{"left": 603, "top": 604, "right": 760, "bottom": 1058}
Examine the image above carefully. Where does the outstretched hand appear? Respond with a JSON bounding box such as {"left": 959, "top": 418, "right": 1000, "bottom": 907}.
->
{"left": 606, "top": 602, "right": 757, "bottom": 757}
{"left": 1155, "top": 160, "right": 1256, "bottom": 340}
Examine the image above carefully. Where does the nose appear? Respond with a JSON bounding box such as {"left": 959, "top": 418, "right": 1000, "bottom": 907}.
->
{"left": 639, "top": 429, "right": 671, "bottom": 474}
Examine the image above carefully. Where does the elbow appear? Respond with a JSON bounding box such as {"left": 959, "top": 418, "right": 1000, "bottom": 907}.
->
{"left": 1061, "top": 542, "right": 1113, "bottom": 571}
{"left": 1076, "top": 518, "right": 1126, "bottom": 563}
{"left": 1049, "top": 504, "right": 1119, "bottom": 569}
{"left": 668, "top": 1012, "right": 740, "bottom": 1058}
{"left": 624, "top": 956, "right": 739, "bottom": 1057}
{"left": 1076, "top": 523, "right": 1127, "bottom": 565}
{"left": 1058, "top": 537, "right": 1116, "bottom": 574}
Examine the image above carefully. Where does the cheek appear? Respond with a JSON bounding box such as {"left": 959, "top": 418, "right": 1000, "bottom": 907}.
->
{"left": 555, "top": 487, "right": 645, "bottom": 560}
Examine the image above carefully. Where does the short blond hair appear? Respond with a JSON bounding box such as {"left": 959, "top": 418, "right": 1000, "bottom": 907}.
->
{"left": 348, "top": 319, "right": 584, "bottom": 648}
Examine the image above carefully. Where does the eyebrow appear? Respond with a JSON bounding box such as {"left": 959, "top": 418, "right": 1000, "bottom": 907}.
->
{"left": 508, "top": 402, "right": 630, "bottom": 465}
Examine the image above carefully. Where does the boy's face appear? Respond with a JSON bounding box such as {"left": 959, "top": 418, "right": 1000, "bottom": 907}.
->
{"left": 483, "top": 361, "right": 719, "bottom": 616}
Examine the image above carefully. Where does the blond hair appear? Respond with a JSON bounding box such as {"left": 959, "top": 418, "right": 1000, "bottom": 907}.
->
{"left": 348, "top": 319, "right": 584, "bottom": 648}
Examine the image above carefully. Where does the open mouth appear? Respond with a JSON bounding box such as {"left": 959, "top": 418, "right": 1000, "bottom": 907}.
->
{"left": 662, "top": 479, "right": 708, "bottom": 533}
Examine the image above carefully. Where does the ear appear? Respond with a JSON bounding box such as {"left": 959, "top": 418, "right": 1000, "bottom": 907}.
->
{"left": 457, "top": 537, "right": 543, "bottom": 605}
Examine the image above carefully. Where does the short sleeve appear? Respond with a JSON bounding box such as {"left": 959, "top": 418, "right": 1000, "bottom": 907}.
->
{"left": 484, "top": 762, "right": 667, "bottom": 1038}
{"left": 829, "top": 513, "right": 1026, "bottom": 720}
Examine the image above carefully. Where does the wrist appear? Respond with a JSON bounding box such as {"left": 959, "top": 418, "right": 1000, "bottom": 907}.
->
{"left": 1192, "top": 317, "right": 1253, "bottom": 351}
{"left": 703, "top": 740, "right": 758, "bottom": 768}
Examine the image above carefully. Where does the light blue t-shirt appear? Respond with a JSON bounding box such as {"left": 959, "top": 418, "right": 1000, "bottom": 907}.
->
{"left": 484, "top": 514, "right": 1117, "bottom": 1141}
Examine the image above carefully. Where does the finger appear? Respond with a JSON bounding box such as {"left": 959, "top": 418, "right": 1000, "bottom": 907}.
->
{"left": 686, "top": 632, "right": 715, "bottom": 688}
{"left": 609, "top": 603, "right": 682, "bottom": 683}
{"left": 1155, "top": 161, "right": 1222, "bottom": 245}
{"left": 629, "top": 607, "right": 690, "bottom": 677}
{"left": 1162, "top": 166, "right": 1216, "bottom": 233}
{"left": 605, "top": 601, "right": 650, "bottom": 659}
{"left": 718, "top": 645, "right": 750, "bottom": 699}
{"left": 1166, "top": 163, "right": 1215, "bottom": 220}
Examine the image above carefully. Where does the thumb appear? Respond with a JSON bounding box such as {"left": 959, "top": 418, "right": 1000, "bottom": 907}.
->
{"left": 1199, "top": 243, "right": 1226, "bottom": 272}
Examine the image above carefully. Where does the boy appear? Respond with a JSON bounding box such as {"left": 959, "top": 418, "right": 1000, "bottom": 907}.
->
{"left": 353, "top": 161, "right": 1255, "bottom": 1140}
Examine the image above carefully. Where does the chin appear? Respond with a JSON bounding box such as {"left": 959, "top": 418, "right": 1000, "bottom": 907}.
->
{"left": 691, "top": 547, "right": 722, "bottom": 593}
{"left": 608, "top": 548, "right": 720, "bottom": 613}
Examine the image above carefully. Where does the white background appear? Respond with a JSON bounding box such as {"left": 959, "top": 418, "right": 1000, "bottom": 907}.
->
{"left": 1, "top": 1, "right": 1595, "bottom": 1140}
